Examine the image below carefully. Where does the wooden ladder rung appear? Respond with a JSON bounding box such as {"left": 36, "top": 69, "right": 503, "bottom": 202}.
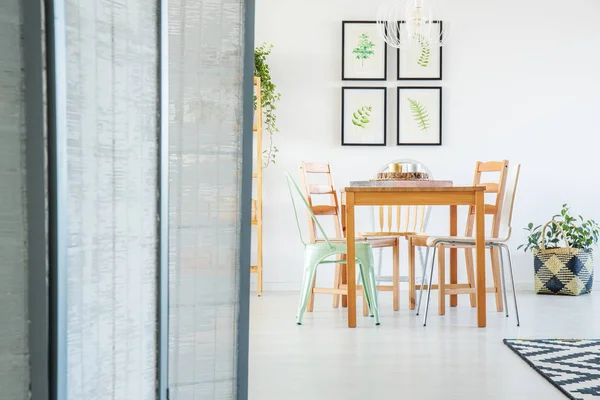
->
{"left": 312, "top": 205, "right": 338, "bottom": 215}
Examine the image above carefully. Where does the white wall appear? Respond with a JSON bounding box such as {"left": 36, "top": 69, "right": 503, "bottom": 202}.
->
{"left": 254, "top": 0, "right": 600, "bottom": 292}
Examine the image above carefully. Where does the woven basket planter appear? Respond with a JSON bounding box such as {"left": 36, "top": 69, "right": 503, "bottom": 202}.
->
{"left": 533, "top": 221, "right": 594, "bottom": 296}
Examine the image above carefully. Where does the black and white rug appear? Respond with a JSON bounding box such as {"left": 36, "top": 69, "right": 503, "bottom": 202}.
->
{"left": 504, "top": 339, "right": 600, "bottom": 399}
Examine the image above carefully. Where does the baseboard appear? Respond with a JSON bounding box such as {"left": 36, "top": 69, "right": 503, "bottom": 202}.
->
{"left": 252, "top": 282, "right": 300, "bottom": 292}
{"left": 513, "top": 281, "right": 600, "bottom": 292}
{"left": 252, "top": 281, "right": 600, "bottom": 293}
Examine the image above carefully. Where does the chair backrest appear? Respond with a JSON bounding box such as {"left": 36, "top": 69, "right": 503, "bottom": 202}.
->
{"left": 464, "top": 160, "right": 509, "bottom": 238}
{"left": 299, "top": 162, "right": 343, "bottom": 241}
{"left": 285, "top": 171, "right": 333, "bottom": 249}
{"left": 497, "top": 163, "right": 521, "bottom": 240}
{"left": 368, "top": 159, "right": 434, "bottom": 235}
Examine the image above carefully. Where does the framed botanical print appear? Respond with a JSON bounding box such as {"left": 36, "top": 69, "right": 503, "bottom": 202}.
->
{"left": 342, "top": 87, "right": 387, "bottom": 146}
{"left": 397, "top": 87, "right": 442, "bottom": 146}
{"left": 342, "top": 21, "right": 387, "bottom": 80}
{"left": 397, "top": 21, "right": 443, "bottom": 80}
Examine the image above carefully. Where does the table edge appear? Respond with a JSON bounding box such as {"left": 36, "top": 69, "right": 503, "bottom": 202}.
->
{"left": 343, "top": 186, "right": 486, "bottom": 192}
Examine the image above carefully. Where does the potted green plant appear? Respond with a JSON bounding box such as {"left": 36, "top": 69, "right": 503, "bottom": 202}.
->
{"left": 518, "top": 204, "right": 599, "bottom": 295}
{"left": 254, "top": 43, "right": 281, "bottom": 168}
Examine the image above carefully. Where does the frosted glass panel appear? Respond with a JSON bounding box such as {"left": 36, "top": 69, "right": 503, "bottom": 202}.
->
{"left": 0, "top": 0, "right": 30, "bottom": 398}
{"left": 64, "top": 1, "right": 158, "bottom": 398}
{"left": 168, "top": 0, "right": 246, "bottom": 398}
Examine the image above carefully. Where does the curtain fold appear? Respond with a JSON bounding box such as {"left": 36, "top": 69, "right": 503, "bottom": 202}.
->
{"left": 64, "top": 1, "right": 159, "bottom": 398}
{"left": 0, "top": 0, "right": 30, "bottom": 397}
{"left": 168, "top": 0, "right": 247, "bottom": 398}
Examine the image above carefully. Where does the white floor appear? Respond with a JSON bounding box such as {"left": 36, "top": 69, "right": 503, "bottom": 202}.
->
{"left": 249, "top": 290, "right": 600, "bottom": 400}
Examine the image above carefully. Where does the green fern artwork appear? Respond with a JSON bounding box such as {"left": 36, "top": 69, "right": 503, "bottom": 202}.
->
{"left": 351, "top": 105, "right": 373, "bottom": 129}
{"left": 415, "top": 34, "right": 431, "bottom": 68}
{"left": 352, "top": 34, "right": 375, "bottom": 66}
{"left": 407, "top": 98, "right": 431, "bottom": 132}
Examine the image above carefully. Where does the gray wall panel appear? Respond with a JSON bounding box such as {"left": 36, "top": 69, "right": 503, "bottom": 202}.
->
{"left": 64, "top": 0, "right": 158, "bottom": 398}
{"left": 168, "top": 0, "right": 246, "bottom": 398}
{"left": 0, "top": 0, "right": 30, "bottom": 398}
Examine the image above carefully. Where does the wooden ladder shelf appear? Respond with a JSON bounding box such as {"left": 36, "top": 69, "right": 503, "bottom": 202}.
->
{"left": 251, "top": 76, "right": 263, "bottom": 296}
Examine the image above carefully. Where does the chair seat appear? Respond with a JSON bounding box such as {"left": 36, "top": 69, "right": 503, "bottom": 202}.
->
{"left": 426, "top": 235, "right": 508, "bottom": 247}
{"left": 308, "top": 240, "right": 372, "bottom": 254}
{"left": 357, "top": 231, "right": 418, "bottom": 237}
{"left": 316, "top": 236, "right": 398, "bottom": 248}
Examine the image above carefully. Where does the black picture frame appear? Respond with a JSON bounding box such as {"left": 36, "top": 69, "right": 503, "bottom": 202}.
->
{"left": 342, "top": 21, "right": 388, "bottom": 81}
{"left": 397, "top": 86, "right": 442, "bottom": 146}
{"left": 342, "top": 87, "right": 387, "bottom": 146}
{"left": 397, "top": 21, "right": 443, "bottom": 81}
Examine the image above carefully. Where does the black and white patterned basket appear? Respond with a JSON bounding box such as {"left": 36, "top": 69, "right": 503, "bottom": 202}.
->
{"left": 534, "top": 221, "right": 594, "bottom": 296}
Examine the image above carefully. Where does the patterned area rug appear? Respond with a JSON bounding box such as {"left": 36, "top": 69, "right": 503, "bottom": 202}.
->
{"left": 504, "top": 339, "right": 600, "bottom": 399}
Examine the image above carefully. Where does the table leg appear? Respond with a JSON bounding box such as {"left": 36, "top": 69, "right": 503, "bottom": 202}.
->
{"left": 408, "top": 237, "right": 415, "bottom": 310}
{"left": 392, "top": 238, "right": 400, "bottom": 311}
{"left": 438, "top": 245, "right": 446, "bottom": 315}
{"left": 341, "top": 261, "right": 347, "bottom": 307}
{"left": 450, "top": 205, "right": 458, "bottom": 307}
{"left": 346, "top": 192, "right": 357, "bottom": 328}
{"left": 475, "top": 190, "right": 486, "bottom": 327}
{"left": 340, "top": 199, "right": 348, "bottom": 307}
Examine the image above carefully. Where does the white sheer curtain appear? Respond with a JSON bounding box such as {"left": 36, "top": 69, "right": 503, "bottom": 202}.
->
{"left": 168, "top": 0, "right": 247, "bottom": 398}
{"left": 64, "top": 1, "right": 159, "bottom": 398}
{"left": 0, "top": 0, "right": 30, "bottom": 397}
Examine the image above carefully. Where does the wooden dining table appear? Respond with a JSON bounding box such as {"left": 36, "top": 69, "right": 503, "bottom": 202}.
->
{"left": 341, "top": 185, "right": 488, "bottom": 328}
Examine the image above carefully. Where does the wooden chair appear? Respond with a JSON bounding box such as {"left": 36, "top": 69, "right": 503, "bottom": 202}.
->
{"left": 407, "top": 160, "right": 509, "bottom": 312}
{"left": 418, "top": 163, "right": 521, "bottom": 326}
{"left": 357, "top": 159, "right": 433, "bottom": 310}
{"left": 299, "top": 162, "right": 400, "bottom": 313}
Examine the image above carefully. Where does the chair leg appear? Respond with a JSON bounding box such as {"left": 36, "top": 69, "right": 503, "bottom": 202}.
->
{"left": 408, "top": 238, "right": 416, "bottom": 310}
{"left": 422, "top": 246, "right": 437, "bottom": 326}
{"left": 497, "top": 245, "right": 510, "bottom": 318}
{"left": 376, "top": 246, "right": 384, "bottom": 279}
{"left": 356, "top": 247, "right": 380, "bottom": 325}
{"left": 501, "top": 244, "right": 520, "bottom": 327}
{"left": 464, "top": 248, "right": 477, "bottom": 307}
{"left": 296, "top": 252, "right": 321, "bottom": 325}
{"left": 333, "top": 262, "right": 341, "bottom": 308}
{"left": 362, "top": 286, "right": 369, "bottom": 317}
{"left": 416, "top": 245, "right": 433, "bottom": 317}
{"left": 367, "top": 262, "right": 381, "bottom": 325}
{"left": 393, "top": 239, "right": 400, "bottom": 311}
{"left": 307, "top": 270, "right": 317, "bottom": 313}
{"left": 438, "top": 245, "right": 446, "bottom": 316}
{"left": 490, "top": 247, "right": 504, "bottom": 313}
{"left": 341, "top": 259, "right": 348, "bottom": 308}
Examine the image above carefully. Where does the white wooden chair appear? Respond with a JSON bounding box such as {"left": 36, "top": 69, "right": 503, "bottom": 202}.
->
{"left": 357, "top": 159, "right": 433, "bottom": 310}
{"left": 417, "top": 163, "right": 521, "bottom": 326}
{"left": 408, "top": 160, "right": 510, "bottom": 311}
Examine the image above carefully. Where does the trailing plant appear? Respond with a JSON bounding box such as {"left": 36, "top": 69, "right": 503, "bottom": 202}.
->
{"left": 254, "top": 43, "right": 281, "bottom": 168}
{"left": 351, "top": 105, "right": 372, "bottom": 129}
{"left": 408, "top": 98, "right": 431, "bottom": 132}
{"left": 518, "top": 204, "right": 600, "bottom": 252}
{"left": 352, "top": 33, "right": 375, "bottom": 66}
{"left": 415, "top": 34, "right": 431, "bottom": 67}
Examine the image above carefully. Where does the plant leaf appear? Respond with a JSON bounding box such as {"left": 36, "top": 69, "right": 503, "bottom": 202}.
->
{"left": 415, "top": 34, "right": 431, "bottom": 67}
{"left": 407, "top": 98, "right": 431, "bottom": 132}
{"left": 351, "top": 105, "right": 372, "bottom": 129}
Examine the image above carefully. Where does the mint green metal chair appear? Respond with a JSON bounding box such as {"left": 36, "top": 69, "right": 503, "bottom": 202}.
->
{"left": 285, "top": 172, "right": 380, "bottom": 325}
